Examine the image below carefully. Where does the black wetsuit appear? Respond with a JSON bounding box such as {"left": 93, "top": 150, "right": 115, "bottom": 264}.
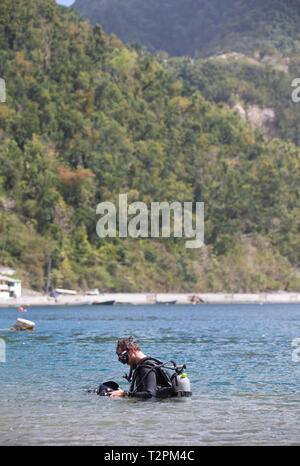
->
{"left": 127, "top": 357, "right": 173, "bottom": 399}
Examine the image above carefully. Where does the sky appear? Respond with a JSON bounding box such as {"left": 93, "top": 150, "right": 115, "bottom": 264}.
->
{"left": 56, "top": 0, "right": 75, "bottom": 6}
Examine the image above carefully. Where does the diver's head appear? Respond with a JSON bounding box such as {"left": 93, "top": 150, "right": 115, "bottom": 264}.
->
{"left": 116, "top": 336, "right": 145, "bottom": 369}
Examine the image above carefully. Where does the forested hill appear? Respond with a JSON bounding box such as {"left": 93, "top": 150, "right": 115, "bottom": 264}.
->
{"left": 1, "top": 0, "right": 300, "bottom": 293}
{"left": 73, "top": 0, "right": 300, "bottom": 58}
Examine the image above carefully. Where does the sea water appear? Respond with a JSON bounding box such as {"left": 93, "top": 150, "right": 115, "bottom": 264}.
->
{"left": 0, "top": 303, "right": 299, "bottom": 445}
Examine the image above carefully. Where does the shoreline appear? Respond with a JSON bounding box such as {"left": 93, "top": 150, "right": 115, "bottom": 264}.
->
{"left": 1, "top": 292, "right": 300, "bottom": 307}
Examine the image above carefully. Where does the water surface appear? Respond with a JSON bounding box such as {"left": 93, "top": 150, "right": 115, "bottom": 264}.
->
{"left": 0, "top": 303, "right": 299, "bottom": 445}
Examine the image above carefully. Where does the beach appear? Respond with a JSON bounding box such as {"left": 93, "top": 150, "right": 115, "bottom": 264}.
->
{"left": 1, "top": 291, "right": 300, "bottom": 307}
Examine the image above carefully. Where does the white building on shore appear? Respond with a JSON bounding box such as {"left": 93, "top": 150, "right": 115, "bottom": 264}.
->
{"left": 0, "top": 275, "right": 22, "bottom": 299}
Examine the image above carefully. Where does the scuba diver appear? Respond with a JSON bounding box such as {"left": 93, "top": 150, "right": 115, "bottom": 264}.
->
{"left": 108, "top": 336, "right": 191, "bottom": 399}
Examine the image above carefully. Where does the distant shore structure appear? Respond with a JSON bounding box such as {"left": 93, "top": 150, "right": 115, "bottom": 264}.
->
{"left": 0, "top": 275, "right": 22, "bottom": 299}
{"left": 54, "top": 288, "right": 77, "bottom": 295}
{"left": 2, "top": 291, "right": 300, "bottom": 307}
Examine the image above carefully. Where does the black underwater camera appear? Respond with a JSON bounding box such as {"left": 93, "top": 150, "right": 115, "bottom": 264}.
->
{"left": 86, "top": 380, "right": 119, "bottom": 396}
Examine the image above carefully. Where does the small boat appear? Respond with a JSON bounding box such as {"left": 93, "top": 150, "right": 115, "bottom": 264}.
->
{"left": 55, "top": 288, "right": 77, "bottom": 295}
{"left": 14, "top": 318, "right": 35, "bottom": 331}
{"left": 91, "top": 300, "right": 115, "bottom": 306}
{"left": 155, "top": 300, "right": 177, "bottom": 305}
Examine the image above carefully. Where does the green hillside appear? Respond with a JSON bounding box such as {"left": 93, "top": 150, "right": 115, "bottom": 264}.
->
{"left": 74, "top": 0, "right": 300, "bottom": 146}
{"left": 164, "top": 54, "right": 300, "bottom": 146}
{"left": 73, "top": 0, "right": 300, "bottom": 59}
{"left": 1, "top": 0, "right": 300, "bottom": 293}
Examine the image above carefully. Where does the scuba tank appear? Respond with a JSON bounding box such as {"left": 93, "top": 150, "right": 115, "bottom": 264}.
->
{"left": 125, "top": 358, "right": 192, "bottom": 398}
{"left": 170, "top": 363, "right": 192, "bottom": 397}
{"left": 171, "top": 371, "right": 192, "bottom": 397}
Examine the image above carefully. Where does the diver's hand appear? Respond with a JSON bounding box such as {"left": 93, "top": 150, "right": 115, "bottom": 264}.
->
{"left": 109, "top": 388, "right": 126, "bottom": 397}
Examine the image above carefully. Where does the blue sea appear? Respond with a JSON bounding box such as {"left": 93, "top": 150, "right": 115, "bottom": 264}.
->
{"left": 0, "top": 303, "right": 300, "bottom": 445}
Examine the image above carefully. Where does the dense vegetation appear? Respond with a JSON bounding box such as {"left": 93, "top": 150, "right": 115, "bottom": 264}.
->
{"left": 1, "top": 0, "right": 300, "bottom": 293}
{"left": 74, "top": 0, "right": 300, "bottom": 59}
{"left": 164, "top": 55, "right": 300, "bottom": 146}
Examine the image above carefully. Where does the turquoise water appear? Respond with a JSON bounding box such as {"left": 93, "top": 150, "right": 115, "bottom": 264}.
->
{"left": 0, "top": 303, "right": 300, "bottom": 445}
